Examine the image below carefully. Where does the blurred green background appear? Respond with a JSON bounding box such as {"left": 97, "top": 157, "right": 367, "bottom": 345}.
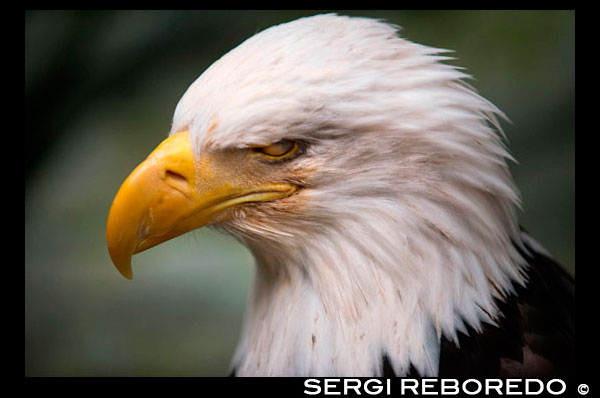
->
{"left": 25, "top": 10, "right": 574, "bottom": 376}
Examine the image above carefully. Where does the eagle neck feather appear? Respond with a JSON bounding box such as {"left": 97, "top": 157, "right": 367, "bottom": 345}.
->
{"left": 230, "top": 208, "right": 527, "bottom": 377}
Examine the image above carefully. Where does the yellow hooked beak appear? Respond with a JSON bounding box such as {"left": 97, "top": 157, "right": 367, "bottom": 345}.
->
{"left": 106, "top": 131, "right": 296, "bottom": 279}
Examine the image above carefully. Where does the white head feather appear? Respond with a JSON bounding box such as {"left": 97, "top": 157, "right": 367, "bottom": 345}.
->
{"left": 170, "top": 14, "right": 528, "bottom": 376}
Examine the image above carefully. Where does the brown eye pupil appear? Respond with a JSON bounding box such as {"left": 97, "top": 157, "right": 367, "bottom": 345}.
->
{"left": 259, "top": 141, "right": 296, "bottom": 157}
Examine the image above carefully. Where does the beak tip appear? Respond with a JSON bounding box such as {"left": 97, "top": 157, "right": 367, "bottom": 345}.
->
{"left": 116, "top": 262, "right": 134, "bottom": 280}
{"left": 107, "top": 246, "right": 134, "bottom": 280}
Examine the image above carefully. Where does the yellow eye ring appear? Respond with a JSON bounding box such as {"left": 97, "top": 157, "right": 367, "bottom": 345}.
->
{"left": 254, "top": 141, "right": 299, "bottom": 159}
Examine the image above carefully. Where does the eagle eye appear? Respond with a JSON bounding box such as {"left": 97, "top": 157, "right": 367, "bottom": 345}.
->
{"left": 253, "top": 140, "right": 299, "bottom": 159}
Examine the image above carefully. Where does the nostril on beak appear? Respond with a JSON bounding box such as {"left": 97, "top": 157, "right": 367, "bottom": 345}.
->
{"left": 165, "top": 170, "right": 187, "bottom": 183}
{"left": 164, "top": 169, "right": 191, "bottom": 195}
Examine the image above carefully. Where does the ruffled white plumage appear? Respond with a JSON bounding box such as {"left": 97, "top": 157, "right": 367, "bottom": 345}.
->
{"left": 170, "top": 14, "right": 529, "bottom": 376}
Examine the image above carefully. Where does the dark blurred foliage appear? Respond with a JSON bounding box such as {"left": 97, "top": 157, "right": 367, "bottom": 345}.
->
{"left": 25, "top": 10, "right": 574, "bottom": 376}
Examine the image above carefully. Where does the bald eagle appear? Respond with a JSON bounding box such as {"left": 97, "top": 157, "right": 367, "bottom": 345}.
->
{"left": 106, "top": 14, "right": 574, "bottom": 377}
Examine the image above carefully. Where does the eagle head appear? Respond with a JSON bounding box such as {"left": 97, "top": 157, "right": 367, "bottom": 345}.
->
{"left": 107, "top": 14, "right": 528, "bottom": 376}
